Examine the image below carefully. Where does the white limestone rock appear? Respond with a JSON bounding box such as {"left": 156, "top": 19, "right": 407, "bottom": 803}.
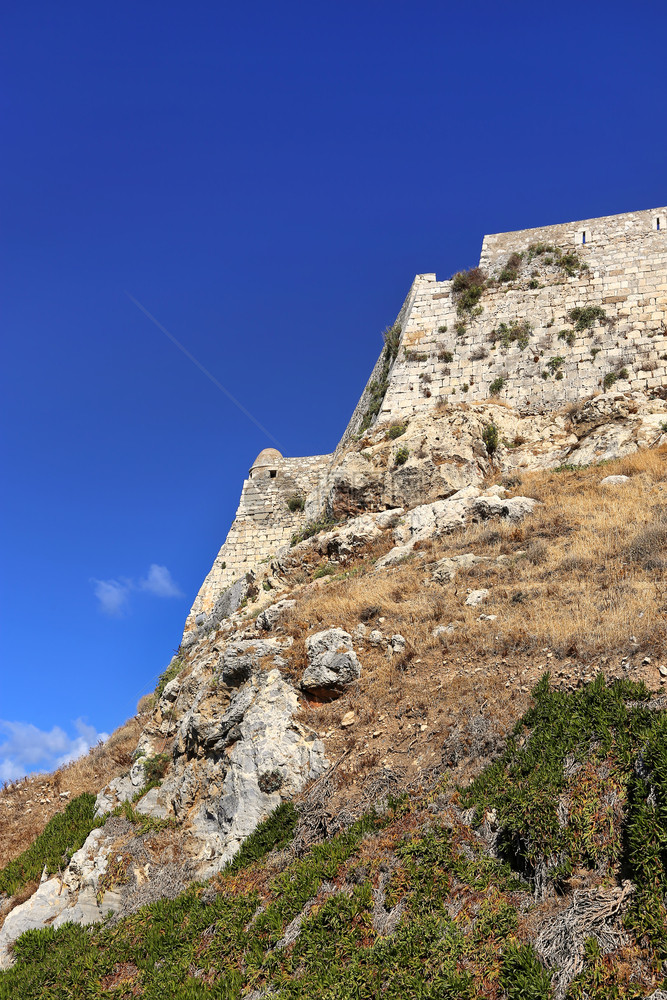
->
{"left": 255, "top": 599, "right": 296, "bottom": 631}
{"left": 465, "top": 589, "right": 490, "bottom": 606}
{"left": 301, "top": 629, "right": 361, "bottom": 696}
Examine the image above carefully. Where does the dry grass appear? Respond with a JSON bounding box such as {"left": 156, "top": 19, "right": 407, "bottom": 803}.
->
{"left": 0, "top": 711, "right": 148, "bottom": 871}
{"left": 278, "top": 446, "right": 667, "bottom": 816}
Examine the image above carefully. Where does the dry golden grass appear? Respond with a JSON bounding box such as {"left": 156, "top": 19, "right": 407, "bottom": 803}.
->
{"left": 279, "top": 446, "right": 667, "bottom": 815}
{"left": 0, "top": 711, "right": 149, "bottom": 871}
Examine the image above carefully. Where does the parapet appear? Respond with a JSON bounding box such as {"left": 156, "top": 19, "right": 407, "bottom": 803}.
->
{"left": 480, "top": 206, "right": 666, "bottom": 271}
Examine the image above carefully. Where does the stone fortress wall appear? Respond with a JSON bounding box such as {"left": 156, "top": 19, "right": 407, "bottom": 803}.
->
{"left": 377, "top": 206, "right": 666, "bottom": 423}
{"left": 183, "top": 206, "right": 666, "bottom": 638}
{"left": 183, "top": 451, "right": 332, "bottom": 633}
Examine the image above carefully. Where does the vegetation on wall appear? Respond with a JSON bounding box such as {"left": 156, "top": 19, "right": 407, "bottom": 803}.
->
{"left": 452, "top": 266, "right": 487, "bottom": 314}
{"left": 358, "top": 323, "right": 402, "bottom": 434}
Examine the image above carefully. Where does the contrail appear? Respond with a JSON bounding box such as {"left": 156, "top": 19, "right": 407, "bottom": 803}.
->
{"left": 125, "top": 292, "right": 282, "bottom": 448}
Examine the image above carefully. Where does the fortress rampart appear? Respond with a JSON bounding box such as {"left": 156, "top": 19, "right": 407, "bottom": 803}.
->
{"left": 377, "top": 206, "right": 666, "bottom": 422}
{"left": 183, "top": 206, "right": 666, "bottom": 639}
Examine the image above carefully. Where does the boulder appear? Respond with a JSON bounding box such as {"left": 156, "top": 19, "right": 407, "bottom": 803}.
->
{"left": 255, "top": 599, "right": 296, "bottom": 631}
{"left": 301, "top": 629, "right": 361, "bottom": 696}
{"left": 465, "top": 589, "right": 490, "bottom": 606}
{"left": 600, "top": 474, "right": 630, "bottom": 485}
{"left": 374, "top": 542, "right": 415, "bottom": 570}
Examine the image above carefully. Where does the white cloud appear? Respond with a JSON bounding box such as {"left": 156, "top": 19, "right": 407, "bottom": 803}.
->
{"left": 139, "top": 564, "right": 183, "bottom": 598}
{"left": 0, "top": 718, "right": 110, "bottom": 782}
{"left": 91, "top": 578, "right": 131, "bottom": 616}
{"left": 91, "top": 564, "right": 183, "bottom": 615}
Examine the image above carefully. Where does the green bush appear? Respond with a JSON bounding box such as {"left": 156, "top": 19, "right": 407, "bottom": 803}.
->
{"left": 155, "top": 657, "right": 182, "bottom": 699}
{"left": 547, "top": 355, "right": 564, "bottom": 373}
{"left": 394, "top": 446, "right": 409, "bottom": 466}
{"left": 489, "top": 376, "right": 505, "bottom": 395}
{"left": 141, "top": 753, "right": 171, "bottom": 784}
{"left": 0, "top": 793, "right": 101, "bottom": 898}
{"left": 313, "top": 563, "right": 336, "bottom": 579}
{"left": 452, "top": 267, "right": 487, "bottom": 314}
{"left": 482, "top": 423, "right": 499, "bottom": 455}
{"left": 286, "top": 494, "right": 305, "bottom": 513}
{"left": 291, "top": 515, "right": 339, "bottom": 546}
{"left": 568, "top": 305, "right": 606, "bottom": 331}
{"left": 386, "top": 423, "right": 406, "bottom": 440}
{"left": 491, "top": 320, "right": 532, "bottom": 350}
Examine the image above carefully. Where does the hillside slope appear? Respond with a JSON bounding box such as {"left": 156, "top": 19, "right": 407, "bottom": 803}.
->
{"left": 1, "top": 446, "right": 667, "bottom": 997}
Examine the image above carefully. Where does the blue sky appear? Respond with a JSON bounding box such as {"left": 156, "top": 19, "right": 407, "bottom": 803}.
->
{"left": 1, "top": 0, "right": 665, "bottom": 780}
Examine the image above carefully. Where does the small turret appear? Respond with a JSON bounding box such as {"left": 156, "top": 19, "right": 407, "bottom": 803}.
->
{"left": 249, "top": 447, "right": 283, "bottom": 480}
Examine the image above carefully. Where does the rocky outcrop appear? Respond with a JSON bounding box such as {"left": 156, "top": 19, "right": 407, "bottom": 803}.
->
{"left": 301, "top": 629, "right": 362, "bottom": 697}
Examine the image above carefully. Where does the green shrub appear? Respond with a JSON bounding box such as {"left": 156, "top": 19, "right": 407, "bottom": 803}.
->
{"left": 0, "top": 793, "right": 101, "bottom": 897}
{"left": 482, "top": 423, "right": 499, "bottom": 455}
{"left": 558, "top": 328, "right": 576, "bottom": 346}
{"left": 452, "top": 267, "right": 487, "bottom": 314}
{"left": 156, "top": 657, "right": 182, "bottom": 699}
{"left": 286, "top": 494, "right": 305, "bottom": 513}
{"left": 546, "top": 355, "right": 564, "bottom": 373}
{"left": 313, "top": 563, "right": 336, "bottom": 579}
{"left": 603, "top": 371, "right": 618, "bottom": 389}
{"left": 386, "top": 423, "right": 406, "bottom": 440}
{"left": 141, "top": 753, "right": 171, "bottom": 785}
{"left": 437, "top": 324, "right": 448, "bottom": 333}
{"left": 491, "top": 320, "right": 532, "bottom": 350}
{"left": 394, "top": 446, "right": 409, "bottom": 466}
{"left": 568, "top": 305, "right": 606, "bottom": 331}
{"left": 291, "top": 515, "right": 339, "bottom": 546}
{"left": 489, "top": 376, "right": 505, "bottom": 395}
{"left": 454, "top": 320, "right": 467, "bottom": 336}
{"left": 528, "top": 278, "right": 540, "bottom": 289}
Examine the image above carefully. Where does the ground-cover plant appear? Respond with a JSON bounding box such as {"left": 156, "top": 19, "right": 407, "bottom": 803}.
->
{"left": 0, "top": 793, "right": 558, "bottom": 1000}
{"left": 461, "top": 673, "right": 667, "bottom": 953}
{"left": 0, "top": 793, "right": 101, "bottom": 898}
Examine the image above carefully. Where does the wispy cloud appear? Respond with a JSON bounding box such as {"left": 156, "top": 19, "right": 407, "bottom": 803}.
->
{"left": 92, "top": 578, "right": 131, "bottom": 616}
{"left": 91, "top": 564, "right": 183, "bottom": 615}
{"left": 139, "top": 564, "right": 183, "bottom": 598}
{"left": 0, "top": 718, "right": 110, "bottom": 782}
